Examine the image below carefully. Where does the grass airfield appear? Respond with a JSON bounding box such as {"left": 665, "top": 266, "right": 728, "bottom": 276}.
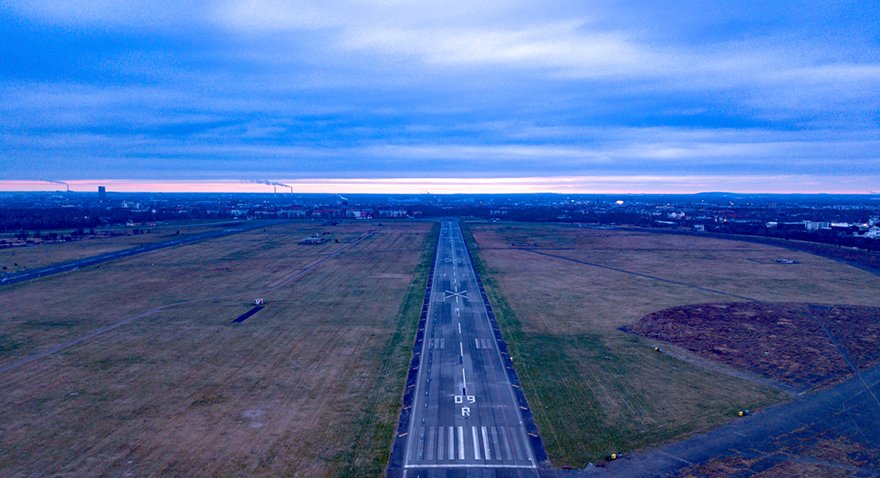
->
{"left": 4, "top": 217, "right": 879, "bottom": 476}
{"left": 0, "top": 220, "right": 434, "bottom": 477}
{"left": 463, "top": 222, "right": 880, "bottom": 467}
{"left": 0, "top": 220, "right": 233, "bottom": 274}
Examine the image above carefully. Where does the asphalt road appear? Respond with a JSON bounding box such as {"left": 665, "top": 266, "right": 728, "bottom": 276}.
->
{"left": 402, "top": 221, "right": 538, "bottom": 478}
{"left": 0, "top": 220, "right": 277, "bottom": 288}
{"left": 587, "top": 362, "right": 880, "bottom": 477}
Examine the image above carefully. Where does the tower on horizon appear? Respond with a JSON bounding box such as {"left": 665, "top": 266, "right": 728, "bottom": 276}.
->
{"left": 98, "top": 186, "right": 106, "bottom": 202}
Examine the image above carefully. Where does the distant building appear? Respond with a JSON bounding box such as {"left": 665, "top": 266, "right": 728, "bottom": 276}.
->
{"left": 277, "top": 208, "right": 308, "bottom": 218}
{"left": 378, "top": 209, "right": 408, "bottom": 218}
{"left": 345, "top": 209, "right": 371, "bottom": 219}
{"left": 98, "top": 186, "right": 106, "bottom": 201}
{"left": 312, "top": 208, "right": 342, "bottom": 218}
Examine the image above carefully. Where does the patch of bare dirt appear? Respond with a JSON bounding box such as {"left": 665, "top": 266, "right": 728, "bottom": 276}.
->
{"left": 630, "top": 302, "right": 880, "bottom": 389}
{"left": 676, "top": 429, "right": 879, "bottom": 478}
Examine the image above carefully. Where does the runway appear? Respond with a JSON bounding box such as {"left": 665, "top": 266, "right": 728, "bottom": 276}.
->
{"left": 399, "top": 220, "right": 539, "bottom": 478}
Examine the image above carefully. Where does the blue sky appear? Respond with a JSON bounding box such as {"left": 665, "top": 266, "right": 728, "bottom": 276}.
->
{"left": 1, "top": 1, "right": 879, "bottom": 193}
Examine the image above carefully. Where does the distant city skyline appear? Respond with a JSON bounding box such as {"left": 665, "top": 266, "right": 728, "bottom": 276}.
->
{"left": 1, "top": 2, "right": 878, "bottom": 193}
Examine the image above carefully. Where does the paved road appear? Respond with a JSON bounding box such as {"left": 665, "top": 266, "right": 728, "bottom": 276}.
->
{"left": 0, "top": 220, "right": 278, "bottom": 287}
{"left": 587, "top": 362, "right": 880, "bottom": 477}
{"left": 402, "top": 220, "right": 538, "bottom": 478}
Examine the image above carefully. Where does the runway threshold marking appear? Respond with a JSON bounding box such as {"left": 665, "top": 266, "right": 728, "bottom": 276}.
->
{"left": 406, "top": 425, "right": 541, "bottom": 466}
{"left": 482, "top": 426, "right": 492, "bottom": 460}
{"left": 472, "top": 426, "right": 481, "bottom": 460}
{"left": 500, "top": 426, "right": 513, "bottom": 460}
{"left": 405, "top": 464, "right": 537, "bottom": 469}
{"left": 458, "top": 426, "right": 465, "bottom": 460}
{"left": 448, "top": 426, "right": 455, "bottom": 460}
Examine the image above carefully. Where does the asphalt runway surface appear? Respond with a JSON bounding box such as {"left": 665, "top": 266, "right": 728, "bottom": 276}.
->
{"left": 399, "top": 221, "right": 539, "bottom": 478}
{"left": 0, "top": 221, "right": 277, "bottom": 288}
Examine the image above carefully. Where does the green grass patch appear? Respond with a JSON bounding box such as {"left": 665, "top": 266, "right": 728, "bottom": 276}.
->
{"left": 332, "top": 222, "right": 439, "bottom": 477}
{"left": 0, "top": 334, "right": 31, "bottom": 357}
{"left": 24, "top": 319, "right": 82, "bottom": 329}
{"left": 460, "top": 221, "right": 786, "bottom": 467}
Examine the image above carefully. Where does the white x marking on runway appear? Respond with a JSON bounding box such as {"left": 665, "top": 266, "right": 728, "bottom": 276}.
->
{"left": 444, "top": 290, "right": 468, "bottom": 300}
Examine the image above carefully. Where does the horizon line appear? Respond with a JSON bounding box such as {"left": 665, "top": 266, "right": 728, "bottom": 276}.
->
{"left": 0, "top": 178, "right": 877, "bottom": 195}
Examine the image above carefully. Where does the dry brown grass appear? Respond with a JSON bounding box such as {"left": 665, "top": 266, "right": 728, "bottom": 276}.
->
{"left": 464, "top": 222, "right": 880, "bottom": 466}
{"left": 473, "top": 225, "right": 880, "bottom": 335}
{"left": 0, "top": 220, "right": 431, "bottom": 477}
{"left": 0, "top": 221, "right": 233, "bottom": 273}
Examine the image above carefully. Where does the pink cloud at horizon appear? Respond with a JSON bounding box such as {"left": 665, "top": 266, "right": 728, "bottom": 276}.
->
{"left": 0, "top": 176, "right": 876, "bottom": 195}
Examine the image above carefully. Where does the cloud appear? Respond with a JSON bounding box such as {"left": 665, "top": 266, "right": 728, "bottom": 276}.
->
{"left": 2, "top": 0, "right": 210, "bottom": 28}
{"left": 2, "top": 1, "right": 879, "bottom": 190}
{"left": 4, "top": 125, "right": 879, "bottom": 182}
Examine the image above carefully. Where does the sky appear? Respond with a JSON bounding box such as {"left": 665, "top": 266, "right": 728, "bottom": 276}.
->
{"left": 1, "top": 1, "right": 879, "bottom": 194}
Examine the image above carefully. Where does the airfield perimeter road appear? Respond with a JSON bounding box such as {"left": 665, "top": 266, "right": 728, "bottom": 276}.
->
{"left": 0, "top": 220, "right": 278, "bottom": 287}
{"left": 401, "top": 220, "right": 539, "bottom": 478}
